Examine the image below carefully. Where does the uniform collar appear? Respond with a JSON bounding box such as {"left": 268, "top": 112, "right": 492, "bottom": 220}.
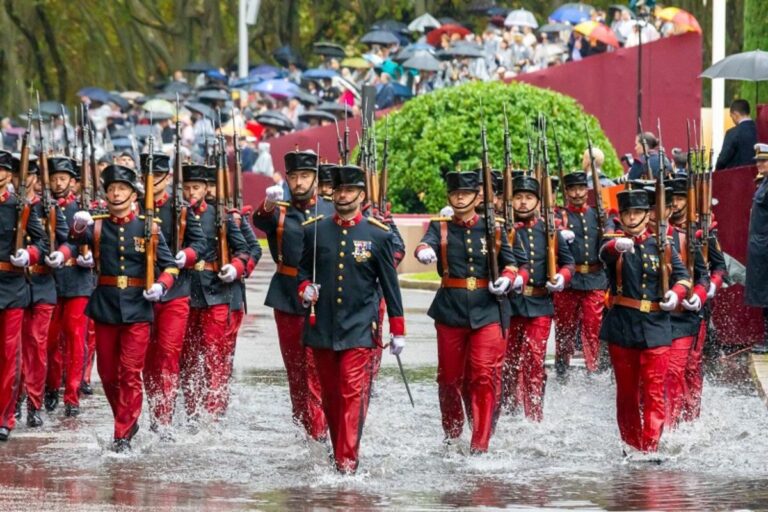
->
{"left": 0, "top": 190, "right": 8, "bottom": 203}
{"left": 452, "top": 213, "right": 479, "bottom": 227}
{"left": 633, "top": 229, "right": 650, "bottom": 243}
{"left": 193, "top": 199, "right": 207, "bottom": 214}
{"left": 515, "top": 216, "right": 538, "bottom": 228}
{"left": 109, "top": 211, "right": 136, "bottom": 225}
{"left": 333, "top": 211, "right": 363, "bottom": 227}
{"left": 58, "top": 191, "right": 76, "bottom": 207}
{"left": 567, "top": 204, "right": 588, "bottom": 213}
{"left": 154, "top": 191, "right": 170, "bottom": 208}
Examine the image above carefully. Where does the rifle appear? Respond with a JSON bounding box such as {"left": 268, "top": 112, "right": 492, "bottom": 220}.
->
{"left": 83, "top": 104, "right": 101, "bottom": 206}
{"left": 526, "top": 117, "right": 534, "bottom": 176}
{"left": 215, "top": 109, "right": 230, "bottom": 268}
{"left": 552, "top": 125, "right": 566, "bottom": 207}
{"left": 343, "top": 105, "right": 350, "bottom": 164}
{"left": 60, "top": 105, "right": 72, "bottom": 158}
{"left": 36, "top": 93, "right": 57, "bottom": 250}
{"left": 540, "top": 115, "right": 557, "bottom": 283}
{"left": 14, "top": 112, "right": 32, "bottom": 252}
{"left": 232, "top": 108, "right": 243, "bottom": 210}
{"left": 584, "top": 123, "right": 607, "bottom": 241}
{"left": 637, "top": 118, "right": 652, "bottom": 180}
{"left": 78, "top": 105, "right": 93, "bottom": 258}
{"left": 700, "top": 147, "right": 713, "bottom": 263}
{"left": 378, "top": 115, "right": 389, "bottom": 212}
{"left": 534, "top": 116, "right": 544, "bottom": 184}
{"left": 368, "top": 118, "right": 380, "bottom": 208}
{"left": 309, "top": 142, "right": 321, "bottom": 327}
{"left": 334, "top": 118, "right": 345, "bottom": 165}
{"left": 144, "top": 131, "right": 156, "bottom": 291}
{"left": 502, "top": 103, "right": 515, "bottom": 234}
{"left": 480, "top": 109, "right": 502, "bottom": 316}
{"left": 656, "top": 119, "right": 670, "bottom": 295}
{"left": 171, "top": 95, "right": 185, "bottom": 252}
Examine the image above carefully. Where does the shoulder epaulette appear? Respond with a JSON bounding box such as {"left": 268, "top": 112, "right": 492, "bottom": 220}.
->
{"left": 430, "top": 216, "right": 452, "bottom": 222}
{"left": 367, "top": 217, "right": 391, "bottom": 231}
{"left": 138, "top": 215, "right": 162, "bottom": 224}
{"left": 602, "top": 233, "right": 622, "bottom": 238}
{"left": 302, "top": 214, "right": 325, "bottom": 226}
{"left": 92, "top": 214, "right": 110, "bottom": 220}
{"left": 495, "top": 217, "right": 506, "bottom": 224}
{"left": 276, "top": 201, "right": 290, "bottom": 207}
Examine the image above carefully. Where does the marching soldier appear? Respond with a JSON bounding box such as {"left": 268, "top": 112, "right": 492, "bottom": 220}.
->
{"left": 179, "top": 164, "right": 250, "bottom": 422}
{"left": 0, "top": 150, "right": 48, "bottom": 441}
{"left": 138, "top": 153, "right": 207, "bottom": 436}
{"left": 44, "top": 156, "right": 93, "bottom": 417}
{"left": 503, "top": 175, "right": 574, "bottom": 422}
{"left": 47, "top": 164, "right": 179, "bottom": 451}
{"left": 599, "top": 189, "right": 691, "bottom": 453}
{"left": 253, "top": 149, "right": 332, "bottom": 441}
{"left": 553, "top": 171, "right": 610, "bottom": 377}
{"left": 414, "top": 170, "right": 524, "bottom": 453}
{"left": 298, "top": 164, "right": 405, "bottom": 473}
{"left": 746, "top": 143, "right": 768, "bottom": 352}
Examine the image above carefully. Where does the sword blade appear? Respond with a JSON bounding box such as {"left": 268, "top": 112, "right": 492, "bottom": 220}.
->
{"left": 395, "top": 354, "right": 415, "bottom": 408}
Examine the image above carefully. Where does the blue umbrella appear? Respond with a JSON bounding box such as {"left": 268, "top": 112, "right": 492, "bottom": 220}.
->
{"left": 252, "top": 79, "right": 299, "bottom": 98}
{"left": 391, "top": 83, "right": 413, "bottom": 99}
{"left": 302, "top": 68, "right": 339, "bottom": 80}
{"left": 549, "top": 3, "right": 595, "bottom": 24}
{"left": 77, "top": 87, "right": 114, "bottom": 104}
{"left": 249, "top": 64, "right": 284, "bottom": 80}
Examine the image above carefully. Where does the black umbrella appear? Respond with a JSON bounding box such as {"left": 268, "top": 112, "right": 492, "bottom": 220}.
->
{"left": 392, "top": 43, "right": 435, "bottom": 63}
{"left": 402, "top": 52, "right": 441, "bottom": 72}
{"left": 77, "top": 87, "right": 114, "bottom": 105}
{"left": 108, "top": 93, "right": 130, "bottom": 111}
{"left": 371, "top": 19, "right": 409, "bottom": 34}
{"left": 30, "top": 101, "right": 68, "bottom": 119}
{"left": 313, "top": 42, "right": 346, "bottom": 59}
{"left": 185, "top": 101, "right": 216, "bottom": 120}
{"left": 701, "top": 50, "right": 768, "bottom": 106}
{"left": 298, "top": 110, "right": 338, "bottom": 124}
{"left": 255, "top": 111, "right": 294, "bottom": 131}
{"left": 273, "top": 45, "right": 304, "bottom": 68}
{"left": 112, "top": 125, "right": 156, "bottom": 140}
{"left": 164, "top": 81, "right": 193, "bottom": 95}
{"left": 360, "top": 30, "right": 400, "bottom": 46}
{"left": 182, "top": 61, "right": 217, "bottom": 73}
{"left": 439, "top": 43, "right": 485, "bottom": 59}
{"left": 196, "top": 89, "right": 230, "bottom": 103}
{"left": 316, "top": 102, "right": 350, "bottom": 118}
{"left": 538, "top": 23, "right": 572, "bottom": 34}
{"left": 293, "top": 88, "right": 322, "bottom": 106}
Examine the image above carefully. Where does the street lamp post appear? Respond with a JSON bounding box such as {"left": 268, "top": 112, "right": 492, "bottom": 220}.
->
{"left": 711, "top": 0, "right": 726, "bottom": 158}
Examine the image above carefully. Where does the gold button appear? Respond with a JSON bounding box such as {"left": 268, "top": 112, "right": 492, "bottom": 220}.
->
{"left": 119, "top": 246, "right": 124, "bottom": 252}
{"left": 339, "top": 251, "right": 345, "bottom": 257}
{"left": 466, "top": 230, "right": 471, "bottom": 235}
{"left": 529, "top": 236, "right": 534, "bottom": 240}
{"left": 119, "top": 236, "right": 125, "bottom": 241}
{"left": 305, "top": 210, "right": 310, "bottom": 215}
{"left": 120, "top": 265, "right": 125, "bottom": 270}
{"left": 341, "top": 241, "right": 346, "bottom": 246}
{"left": 342, "top": 229, "right": 348, "bottom": 235}
{"left": 336, "top": 298, "right": 342, "bottom": 304}
{"left": 530, "top": 251, "right": 535, "bottom": 256}
{"left": 469, "top": 266, "right": 474, "bottom": 271}
{"left": 643, "top": 263, "right": 648, "bottom": 268}
{"left": 528, "top": 228, "right": 532, "bottom": 233}
{"left": 337, "top": 287, "right": 342, "bottom": 292}
{"left": 119, "top": 227, "right": 125, "bottom": 232}
{"left": 338, "top": 263, "right": 344, "bottom": 269}
{"left": 642, "top": 294, "right": 648, "bottom": 299}
{"left": 466, "top": 239, "right": 472, "bottom": 244}
{"left": 468, "top": 258, "right": 473, "bottom": 262}
{"left": 338, "top": 275, "right": 343, "bottom": 281}
{"left": 468, "top": 248, "right": 473, "bottom": 253}
{"left": 195, "top": 215, "right": 200, "bottom": 220}
{"left": 120, "top": 256, "right": 125, "bottom": 261}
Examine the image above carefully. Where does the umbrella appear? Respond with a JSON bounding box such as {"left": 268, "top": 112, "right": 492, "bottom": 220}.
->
{"left": 119, "top": 91, "right": 144, "bottom": 101}
{"left": 185, "top": 101, "right": 215, "bottom": 120}
{"left": 293, "top": 88, "right": 321, "bottom": 106}
{"left": 574, "top": 21, "right": 620, "bottom": 48}
{"left": 426, "top": 24, "right": 473, "bottom": 48}
{"left": 402, "top": 51, "right": 442, "bottom": 72}
{"left": 77, "top": 86, "right": 114, "bottom": 104}
{"left": 298, "top": 110, "right": 337, "bottom": 124}
{"left": 407, "top": 13, "right": 441, "bottom": 33}
{"left": 249, "top": 64, "right": 284, "bottom": 80}
{"left": 142, "top": 99, "right": 176, "bottom": 117}
{"left": 468, "top": 0, "right": 497, "bottom": 13}
{"left": 439, "top": 42, "right": 485, "bottom": 59}
{"left": 36, "top": 101, "right": 68, "bottom": 119}
{"left": 701, "top": 49, "right": 768, "bottom": 106}
{"left": 438, "top": 17, "right": 460, "bottom": 26}
{"left": 504, "top": 9, "right": 538, "bottom": 29}
{"left": 371, "top": 19, "right": 408, "bottom": 34}
{"left": 272, "top": 45, "right": 304, "bottom": 68}
{"left": 252, "top": 78, "right": 299, "bottom": 98}
{"left": 549, "top": 3, "right": 595, "bottom": 24}
{"left": 392, "top": 43, "right": 435, "bottom": 63}
{"left": 255, "top": 111, "right": 294, "bottom": 131}
{"left": 340, "top": 57, "right": 371, "bottom": 69}
{"left": 302, "top": 68, "right": 339, "bottom": 80}
{"left": 182, "top": 61, "right": 217, "bottom": 73}
{"left": 316, "top": 102, "right": 350, "bottom": 117}
{"left": 656, "top": 7, "right": 702, "bottom": 34}
{"left": 538, "top": 22, "right": 573, "bottom": 34}
{"left": 313, "top": 42, "right": 346, "bottom": 59}
{"left": 112, "top": 125, "right": 156, "bottom": 140}
{"left": 486, "top": 6, "right": 510, "bottom": 17}
{"left": 196, "top": 89, "right": 230, "bottom": 102}
{"left": 107, "top": 93, "right": 130, "bottom": 111}
{"left": 163, "top": 81, "right": 193, "bottom": 95}
{"left": 360, "top": 30, "right": 400, "bottom": 46}
{"left": 332, "top": 76, "right": 361, "bottom": 102}
{"left": 391, "top": 83, "right": 413, "bottom": 99}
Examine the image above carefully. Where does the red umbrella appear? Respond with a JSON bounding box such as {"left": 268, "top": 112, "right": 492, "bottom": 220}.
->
{"left": 426, "top": 24, "right": 472, "bottom": 47}
{"left": 573, "top": 21, "right": 620, "bottom": 48}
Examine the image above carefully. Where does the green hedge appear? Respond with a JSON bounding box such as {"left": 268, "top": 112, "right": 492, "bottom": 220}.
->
{"left": 740, "top": 0, "right": 768, "bottom": 105}
{"left": 373, "top": 81, "right": 622, "bottom": 214}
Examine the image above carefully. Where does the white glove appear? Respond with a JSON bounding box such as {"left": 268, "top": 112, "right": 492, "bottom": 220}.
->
{"left": 174, "top": 251, "right": 187, "bottom": 269}
{"left": 302, "top": 283, "right": 320, "bottom": 305}
{"left": 390, "top": 335, "right": 405, "bottom": 356}
{"left": 560, "top": 229, "right": 575, "bottom": 244}
{"left": 10, "top": 249, "right": 30, "bottom": 268}
{"left": 512, "top": 275, "right": 525, "bottom": 294}
{"left": 76, "top": 252, "right": 95, "bottom": 268}
{"left": 142, "top": 283, "right": 165, "bottom": 302}
{"left": 417, "top": 247, "right": 437, "bottom": 264}
{"left": 45, "top": 251, "right": 65, "bottom": 268}
{"left": 660, "top": 290, "right": 679, "bottom": 311}
{"left": 440, "top": 205, "right": 454, "bottom": 217}
{"left": 73, "top": 210, "right": 94, "bottom": 233}
{"left": 615, "top": 237, "right": 635, "bottom": 254}
{"left": 488, "top": 276, "right": 511, "bottom": 296}
{"left": 682, "top": 293, "right": 702, "bottom": 312}
{"left": 545, "top": 273, "right": 565, "bottom": 293}
{"left": 706, "top": 281, "right": 717, "bottom": 300}
{"left": 218, "top": 264, "right": 238, "bottom": 283}
{"left": 265, "top": 185, "right": 284, "bottom": 203}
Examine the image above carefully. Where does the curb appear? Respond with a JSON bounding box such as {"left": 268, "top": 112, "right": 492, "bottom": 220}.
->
{"left": 749, "top": 353, "right": 768, "bottom": 409}
{"left": 398, "top": 277, "right": 440, "bottom": 291}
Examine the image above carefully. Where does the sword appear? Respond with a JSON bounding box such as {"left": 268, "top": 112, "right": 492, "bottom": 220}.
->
{"left": 395, "top": 353, "right": 415, "bottom": 408}
{"left": 309, "top": 142, "right": 320, "bottom": 327}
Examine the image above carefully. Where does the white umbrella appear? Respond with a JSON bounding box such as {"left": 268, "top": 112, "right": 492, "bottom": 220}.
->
{"left": 408, "top": 13, "right": 441, "bottom": 33}
{"left": 504, "top": 9, "right": 538, "bottom": 29}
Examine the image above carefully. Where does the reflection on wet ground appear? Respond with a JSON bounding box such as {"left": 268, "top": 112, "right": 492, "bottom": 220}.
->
{"left": 2, "top": 364, "right": 768, "bottom": 511}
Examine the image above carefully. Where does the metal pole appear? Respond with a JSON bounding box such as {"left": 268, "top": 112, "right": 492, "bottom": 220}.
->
{"left": 711, "top": 0, "right": 726, "bottom": 161}
{"left": 636, "top": 18, "right": 643, "bottom": 135}
{"left": 238, "top": 0, "right": 248, "bottom": 78}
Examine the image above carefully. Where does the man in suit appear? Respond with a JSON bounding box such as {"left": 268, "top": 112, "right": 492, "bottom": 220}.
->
{"left": 716, "top": 99, "right": 758, "bottom": 170}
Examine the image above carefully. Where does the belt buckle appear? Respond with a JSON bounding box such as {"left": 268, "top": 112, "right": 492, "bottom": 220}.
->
{"left": 116, "top": 275, "right": 128, "bottom": 289}
{"left": 578, "top": 264, "right": 590, "bottom": 273}
{"left": 194, "top": 260, "right": 205, "bottom": 271}
{"left": 640, "top": 300, "right": 651, "bottom": 313}
{"left": 524, "top": 285, "right": 533, "bottom": 296}
{"left": 466, "top": 277, "right": 477, "bottom": 291}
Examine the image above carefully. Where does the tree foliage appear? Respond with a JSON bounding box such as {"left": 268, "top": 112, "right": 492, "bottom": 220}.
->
{"left": 375, "top": 81, "right": 621, "bottom": 214}
{"left": 739, "top": 0, "right": 768, "bottom": 106}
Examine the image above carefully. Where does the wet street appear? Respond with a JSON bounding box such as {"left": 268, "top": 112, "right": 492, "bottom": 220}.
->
{"left": 2, "top": 261, "right": 768, "bottom": 511}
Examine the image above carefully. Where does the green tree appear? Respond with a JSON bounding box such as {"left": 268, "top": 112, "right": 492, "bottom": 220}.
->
{"left": 739, "top": 0, "right": 768, "bottom": 106}
{"left": 372, "top": 81, "right": 621, "bottom": 214}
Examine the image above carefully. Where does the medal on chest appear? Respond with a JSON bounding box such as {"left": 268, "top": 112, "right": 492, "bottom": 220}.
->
{"left": 353, "top": 240, "right": 372, "bottom": 262}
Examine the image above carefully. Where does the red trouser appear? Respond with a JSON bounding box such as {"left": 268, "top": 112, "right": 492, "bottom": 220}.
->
{"left": 370, "top": 299, "right": 386, "bottom": 380}
{"left": 274, "top": 310, "right": 327, "bottom": 440}
{"left": 143, "top": 298, "right": 191, "bottom": 427}
{"left": 609, "top": 344, "right": 669, "bottom": 452}
{"left": 313, "top": 347, "right": 374, "bottom": 473}
{"left": 665, "top": 335, "right": 694, "bottom": 428}
{"left": 503, "top": 316, "right": 552, "bottom": 422}
{"left": 0, "top": 309, "right": 23, "bottom": 430}
{"left": 553, "top": 289, "right": 605, "bottom": 372}
{"left": 436, "top": 322, "right": 505, "bottom": 452}
{"left": 83, "top": 319, "right": 96, "bottom": 385}
{"left": 46, "top": 297, "right": 88, "bottom": 406}
{"left": 683, "top": 320, "right": 707, "bottom": 422}
{"left": 21, "top": 304, "right": 55, "bottom": 411}
{"left": 95, "top": 322, "right": 151, "bottom": 439}
{"left": 181, "top": 305, "right": 233, "bottom": 419}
